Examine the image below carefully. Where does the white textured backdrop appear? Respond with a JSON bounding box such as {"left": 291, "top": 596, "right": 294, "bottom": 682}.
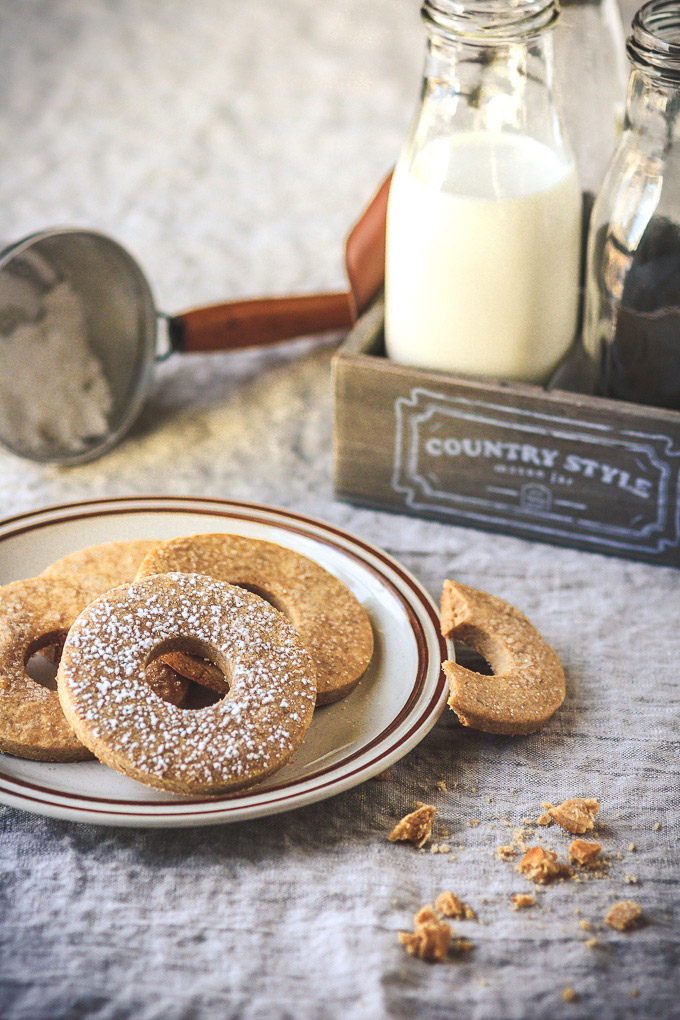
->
{"left": 0, "top": 2, "right": 677, "bottom": 1019}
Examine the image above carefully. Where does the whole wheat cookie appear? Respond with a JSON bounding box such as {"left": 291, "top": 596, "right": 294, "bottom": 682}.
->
{"left": 57, "top": 572, "right": 317, "bottom": 795}
{"left": 440, "top": 580, "right": 565, "bottom": 735}
{"left": 0, "top": 576, "right": 189, "bottom": 762}
{"left": 41, "top": 539, "right": 159, "bottom": 599}
{"left": 135, "top": 533, "right": 374, "bottom": 705}
{"left": 39, "top": 539, "right": 160, "bottom": 670}
{"left": 39, "top": 538, "right": 201, "bottom": 695}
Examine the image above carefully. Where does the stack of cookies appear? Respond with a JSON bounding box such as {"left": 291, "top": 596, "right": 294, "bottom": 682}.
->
{"left": 0, "top": 535, "right": 374, "bottom": 795}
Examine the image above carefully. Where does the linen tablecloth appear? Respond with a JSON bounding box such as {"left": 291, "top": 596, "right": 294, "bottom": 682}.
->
{"left": 0, "top": 2, "right": 677, "bottom": 1017}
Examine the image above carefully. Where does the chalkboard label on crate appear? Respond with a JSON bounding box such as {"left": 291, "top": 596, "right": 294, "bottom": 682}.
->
{"left": 392, "top": 387, "right": 680, "bottom": 559}
{"left": 332, "top": 302, "right": 680, "bottom": 567}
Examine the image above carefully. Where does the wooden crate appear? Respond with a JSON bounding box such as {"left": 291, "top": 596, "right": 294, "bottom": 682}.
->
{"left": 332, "top": 300, "right": 680, "bottom": 568}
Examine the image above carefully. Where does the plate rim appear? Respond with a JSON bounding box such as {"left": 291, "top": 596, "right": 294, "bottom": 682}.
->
{"left": 0, "top": 496, "right": 450, "bottom": 827}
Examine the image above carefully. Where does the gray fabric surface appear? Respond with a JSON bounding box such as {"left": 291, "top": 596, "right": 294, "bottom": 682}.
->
{"left": 0, "top": 2, "right": 678, "bottom": 1018}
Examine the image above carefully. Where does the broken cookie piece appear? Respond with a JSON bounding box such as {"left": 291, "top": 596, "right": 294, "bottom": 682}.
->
{"left": 399, "top": 905, "right": 452, "bottom": 963}
{"left": 440, "top": 580, "right": 565, "bottom": 735}
{"left": 548, "top": 798, "right": 599, "bottom": 835}
{"left": 389, "top": 803, "right": 436, "bottom": 848}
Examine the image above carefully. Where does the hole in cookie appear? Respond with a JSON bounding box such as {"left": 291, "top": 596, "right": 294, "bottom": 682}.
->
{"left": 24, "top": 631, "right": 67, "bottom": 690}
{"left": 182, "top": 681, "right": 225, "bottom": 710}
{"left": 453, "top": 640, "right": 494, "bottom": 676}
{"left": 145, "top": 639, "right": 229, "bottom": 711}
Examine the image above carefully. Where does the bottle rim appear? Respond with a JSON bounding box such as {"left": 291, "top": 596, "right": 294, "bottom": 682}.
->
{"left": 627, "top": 0, "right": 680, "bottom": 84}
{"left": 421, "top": 0, "right": 560, "bottom": 43}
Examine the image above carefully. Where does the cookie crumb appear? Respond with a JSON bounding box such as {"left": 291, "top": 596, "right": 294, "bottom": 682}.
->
{"left": 436, "top": 891, "right": 464, "bottom": 917}
{"left": 435, "top": 891, "right": 474, "bottom": 920}
{"left": 497, "top": 845, "right": 516, "bottom": 860}
{"left": 549, "top": 798, "right": 599, "bottom": 835}
{"left": 579, "top": 920, "right": 592, "bottom": 931}
{"left": 389, "top": 804, "right": 436, "bottom": 848}
{"left": 435, "top": 779, "right": 447, "bottom": 792}
{"left": 536, "top": 813, "right": 553, "bottom": 827}
{"left": 453, "top": 938, "right": 473, "bottom": 954}
{"left": 430, "top": 843, "right": 451, "bottom": 855}
{"left": 653, "top": 821, "right": 661, "bottom": 831}
{"left": 511, "top": 893, "right": 535, "bottom": 910}
{"left": 628, "top": 842, "right": 637, "bottom": 852}
{"left": 399, "top": 905, "right": 452, "bottom": 962}
{"left": 625, "top": 874, "right": 639, "bottom": 885}
{"left": 518, "top": 846, "right": 569, "bottom": 884}
{"left": 604, "top": 900, "right": 643, "bottom": 932}
{"left": 569, "top": 839, "right": 602, "bottom": 869}
{"left": 631, "top": 988, "right": 639, "bottom": 999}
{"left": 585, "top": 938, "right": 599, "bottom": 949}
{"left": 562, "top": 987, "right": 578, "bottom": 1003}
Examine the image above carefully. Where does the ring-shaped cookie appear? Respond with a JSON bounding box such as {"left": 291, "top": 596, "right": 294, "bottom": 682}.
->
{"left": 440, "top": 580, "right": 565, "bottom": 735}
{"left": 39, "top": 539, "right": 193, "bottom": 700}
{"left": 0, "top": 577, "right": 95, "bottom": 761}
{"left": 57, "top": 572, "right": 317, "bottom": 794}
{"left": 0, "top": 572, "right": 189, "bottom": 762}
{"left": 135, "top": 534, "right": 374, "bottom": 705}
{"left": 41, "top": 540, "right": 159, "bottom": 600}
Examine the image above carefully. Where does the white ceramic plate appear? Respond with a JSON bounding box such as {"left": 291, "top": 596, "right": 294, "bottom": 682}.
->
{"left": 0, "top": 496, "right": 449, "bottom": 827}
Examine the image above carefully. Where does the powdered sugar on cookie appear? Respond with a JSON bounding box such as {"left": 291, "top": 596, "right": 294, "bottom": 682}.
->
{"left": 57, "top": 572, "right": 317, "bottom": 794}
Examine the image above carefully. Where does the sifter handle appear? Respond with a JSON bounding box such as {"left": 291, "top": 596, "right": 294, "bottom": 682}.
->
{"left": 169, "top": 291, "right": 354, "bottom": 354}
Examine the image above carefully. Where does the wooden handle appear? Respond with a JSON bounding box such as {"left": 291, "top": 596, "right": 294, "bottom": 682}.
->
{"left": 170, "top": 291, "right": 354, "bottom": 354}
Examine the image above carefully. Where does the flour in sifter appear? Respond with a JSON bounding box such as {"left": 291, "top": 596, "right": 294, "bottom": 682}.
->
{"left": 0, "top": 280, "right": 113, "bottom": 454}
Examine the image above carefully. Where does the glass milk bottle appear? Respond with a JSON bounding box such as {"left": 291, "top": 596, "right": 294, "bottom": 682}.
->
{"left": 384, "top": 0, "right": 582, "bottom": 383}
{"left": 582, "top": 0, "right": 680, "bottom": 409}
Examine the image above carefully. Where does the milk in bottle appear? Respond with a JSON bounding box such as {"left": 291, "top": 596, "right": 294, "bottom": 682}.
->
{"left": 386, "top": 132, "right": 581, "bottom": 381}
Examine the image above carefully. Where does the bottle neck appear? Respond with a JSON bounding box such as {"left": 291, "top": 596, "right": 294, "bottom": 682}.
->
{"left": 627, "top": 0, "right": 680, "bottom": 87}
{"left": 421, "top": 0, "right": 560, "bottom": 43}
{"left": 624, "top": 2, "right": 680, "bottom": 144}
{"left": 625, "top": 68, "right": 680, "bottom": 144}
{"left": 416, "top": 24, "right": 565, "bottom": 151}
